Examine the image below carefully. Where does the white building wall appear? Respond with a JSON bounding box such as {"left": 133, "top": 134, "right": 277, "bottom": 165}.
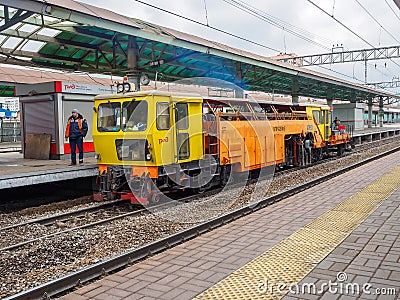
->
{"left": 333, "top": 103, "right": 365, "bottom": 131}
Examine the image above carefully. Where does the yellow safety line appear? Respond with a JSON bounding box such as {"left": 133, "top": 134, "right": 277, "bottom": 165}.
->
{"left": 194, "top": 166, "right": 400, "bottom": 300}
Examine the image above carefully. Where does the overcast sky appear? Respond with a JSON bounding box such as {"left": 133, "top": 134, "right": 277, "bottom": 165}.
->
{"left": 79, "top": 0, "right": 400, "bottom": 93}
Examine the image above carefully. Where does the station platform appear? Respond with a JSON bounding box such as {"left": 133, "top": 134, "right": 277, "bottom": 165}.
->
{"left": 0, "top": 151, "right": 97, "bottom": 189}
{"left": 353, "top": 124, "right": 400, "bottom": 145}
{"left": 61, "top": 150, "right": 400, "bottom": 300}
{"left": 0, "top": 124, "right": 398, "bottom": 190}
{"left": 0, "top": 142, "right": 21, "bottom": 153}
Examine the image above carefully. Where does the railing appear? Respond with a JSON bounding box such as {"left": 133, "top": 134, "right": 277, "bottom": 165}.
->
{"left": 346, "top": 124, "right": 354, "bottom": 138}
{"left": 0, "top": 119, "right": 21, "bottom": 142}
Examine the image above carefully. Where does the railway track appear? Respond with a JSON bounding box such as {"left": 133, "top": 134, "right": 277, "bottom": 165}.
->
{"left": 4, "top": 143, "right": 400, "bottom": 300}
{"left": 0, "top": 200, "right": 142, "bottom": 250}
{"left": 0, "top": 208, "right": 144, "bottom": 252}
{"left": 0, "top": 190, "right": 215, "bottom": 252}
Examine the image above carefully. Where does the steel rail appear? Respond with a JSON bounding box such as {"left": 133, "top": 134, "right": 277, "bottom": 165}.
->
{"left": 0, "top": 200, "right": 124, "bottom": 232}
{"left": 5, "top": 145, "right": 400, "bottom": 300}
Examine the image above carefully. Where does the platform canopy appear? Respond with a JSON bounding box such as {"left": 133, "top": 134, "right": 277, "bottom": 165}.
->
{"left": 0, "top": 0, "right": 398, "bottom": 102}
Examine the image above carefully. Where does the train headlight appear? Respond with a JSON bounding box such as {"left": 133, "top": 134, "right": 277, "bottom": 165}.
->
{"left": 117, "top": 83, "right": 124, "bottom": 93}
{"left": 94, "top": 153, "right": 101, "bottom": 160}
{"left": 123, "top": 82, "right": 131, "bottom": 92}
{"left": 117, "top": 82, "right": 136, "bottom": 93}
{"left": 146, "top": 153, "right": 152, "bottom": 161}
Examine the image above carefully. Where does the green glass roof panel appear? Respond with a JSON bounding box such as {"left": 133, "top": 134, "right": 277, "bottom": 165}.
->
{"left": 0, "top": 85, "right": 15, "bottom": 97}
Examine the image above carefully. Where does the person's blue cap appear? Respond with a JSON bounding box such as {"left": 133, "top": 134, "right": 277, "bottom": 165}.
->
{"left": 72, "top": 108, "right": 79, "bottom": 114}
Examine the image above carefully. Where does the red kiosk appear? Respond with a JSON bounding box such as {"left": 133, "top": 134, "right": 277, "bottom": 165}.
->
{"left": 16, "top": 81, "right": 114, "bottom": 159}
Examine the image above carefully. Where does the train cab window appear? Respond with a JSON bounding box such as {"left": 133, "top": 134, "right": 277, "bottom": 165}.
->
{"left": 175, "top": 103, "right": 188, "bottom": 130}
{"left": 97, "top": 102, "right": 121, "bottom": 132}
{"left": 177, "top": 132, "right": 190, "bottom": 159}
{"left": 157, "top": 102, "right": 170, "bottom": 130}
{"left": 312, "top": 110, "right": 321, "bottom": 124}
{"left": 122, "top": 100, "right": 148, "bottom": 131}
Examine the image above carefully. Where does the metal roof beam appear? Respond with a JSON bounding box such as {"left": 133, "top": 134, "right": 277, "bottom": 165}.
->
{"left": 0, "top": 28, "right": 100, "bottom": 51}
{"left": 138, "top": 50, "right": 197, "bottom": 69}
{"left": 0, "top": 6, "right": 34, "bottom": 31}
{"left": 0, "top": 47, "right": 81, "bottom": 65}
{"left": 299, "top": 71, "right": 383, "bottom": 97}
{"left": 0, "top": 0, "right": 50, "bottom": 13}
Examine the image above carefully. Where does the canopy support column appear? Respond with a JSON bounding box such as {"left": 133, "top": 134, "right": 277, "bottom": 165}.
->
{"left": 327, "top": 87, "right": 333, "bottom": 127}
{"left": 379, "top": 96, "right": 384, "bottom": 127}
{"left": 127, "top": 36, "right": 140, "bottom": 91}
{"left": 234, "top": 62, "right": 244, "bottom": 98}
{"left": 368, "top": 97, "right": 373, "bottom": 128}
{"left": 291, "top": 76, "right": 299, "bottom": 104}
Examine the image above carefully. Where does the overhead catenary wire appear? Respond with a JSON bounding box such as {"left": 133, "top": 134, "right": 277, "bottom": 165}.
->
{"left": 221, "top": 0, "right": 334, "bottom": 51}
{"left": 221, "top": 0, "right": 396, "bottom": 85}
{"left": 222, "top": 0, "right": 396, "bottom": 83}
{"left": 306, "top": 0, "right": 372, "bottom": 47}
{"left": 132, "top": 0, "right": 281, "bottom": 53}
{"left": 306, "top": 0, "right": 400, "bottom": 76}
{"left": 353, "top": 0, "right": 400, "bottom": 44}
{"left": 224, "top": 0, "right": 335, "bottom": 45}
{"left": 133, "top": 0, "right": 396, "bottom": 85}
{"left": 384, "top": 0, "right": 400, "bottom": 22}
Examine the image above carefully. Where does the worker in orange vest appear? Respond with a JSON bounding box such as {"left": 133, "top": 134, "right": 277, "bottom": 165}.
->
{"left": 65, "top": 108, "right": 88, "bottom": 165}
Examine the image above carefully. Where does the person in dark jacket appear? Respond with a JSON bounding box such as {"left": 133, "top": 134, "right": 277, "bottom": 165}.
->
{"left": 65, "top": 108, "right": 88, "bottom": 165}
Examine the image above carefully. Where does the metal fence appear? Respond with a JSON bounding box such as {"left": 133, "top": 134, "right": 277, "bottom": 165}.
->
{"left": 0, "top": 119, "right": 21, "bottom": 142}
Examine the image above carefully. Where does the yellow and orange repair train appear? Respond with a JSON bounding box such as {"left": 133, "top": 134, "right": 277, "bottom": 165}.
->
{"left": 92, "top": 90, "right": 352, "bottom": 204}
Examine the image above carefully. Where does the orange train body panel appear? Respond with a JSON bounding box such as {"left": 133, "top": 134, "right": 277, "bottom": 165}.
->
{"left": 131, "top": 166, "right": 158, "bottom": 178}
{"left": 218, "top": 119, "right": 322, "bottom": 172}
{"left": 98, "top": 164, "right": 108, "bottom": 175}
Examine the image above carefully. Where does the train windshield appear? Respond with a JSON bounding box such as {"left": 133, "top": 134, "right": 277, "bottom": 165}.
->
{"left": 97, "top": 102, "right": 121, "bottom": 132}
{"left": 122, "top": 100, "right": 148, "bottom": 131}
